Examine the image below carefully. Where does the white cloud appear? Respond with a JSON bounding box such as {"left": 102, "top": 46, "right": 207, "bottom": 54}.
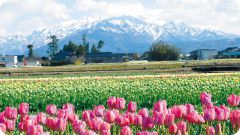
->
{"left": 1, "top": 0, "right": 240, "bottom": 36}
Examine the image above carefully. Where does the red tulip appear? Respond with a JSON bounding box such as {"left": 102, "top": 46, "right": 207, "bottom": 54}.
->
{"left": 107, "top": 97, "right": 116, "bottom": 109}
{"left": 206, "top": 126, "right": 215, "bottom": 135}
{"left": 115, "top": 98, "right": 126, "bottom": 110}
{"left": 227, "top": 94, "right": 240, "bottom": 107}
{"left": 18, "top": 103, "right": 29, "bottom": 115}
{"left": 203, "top": 108, "right": 215, "bottom": 121}
{"left": 116, "top": 116, "right": 130, "bottom": 127}
{"left": 142, "top": 117, "right": 154, "bottom": 130}
{"left": 164, "top": 113, "right": 175, "bottom": 126}
{"left": 138, "top": 108, "right": 149, "bottom": 118}
{"left": 37, "top": 113, "right": 47, "bottom": 124}
{"left": 55, "top": 118, "right": 67, "bottom": 132}
{"left": 105, "top": 110, "right": 115, "bottom": 123}
{"left": 57, "top": 109, "right": 69, "bottom": 120}
{"left": 94, "top": 105, "right": 105, "bottom": 117}
{"left": 153, "top": 111, "right": 165, "bottom": 125}
{"left": 127, "top": 101, "right": 137, "bottom": 113}
{"left": 26, "top": 125, "right": 43, "bottom": 135}
{"left": 120, "top": 126, "right": 132, "bottom": 135}
{"left": 46, "top": 104, "right": 57, "bottom": 116}
{"left": 169, "top": 124, "right": 177, "bottom": 134}
{"left": 4, "top": 107, "right": 17, "bottom": 120}
{"left": 5, "top": 119, "right": 16, "bottom": 131}
{"left": 153, "top": 100, "right": 168, "bottom": 114}
{"left": 200, "top": 92, "right": 212, "bottom": 106}
{"left": 177, "top": 121, "right": 187, "bottom": 134}
{"left": 134, "top": 115, "right": 143, "bottom": 126}
{"left": 137, "top": 131, "right": 158, "bottom": 135}
{"left": 0, "top": 123, "right": 6, "bottom": 133}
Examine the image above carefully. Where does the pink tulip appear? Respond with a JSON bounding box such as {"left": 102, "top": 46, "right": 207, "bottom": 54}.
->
{"left": 138, "top": 108, "right": 149, "bottom": 118}
{"left": 185, "top": 104, "right": 195, "bottom": 115}
{"left": 68, "top": 113, "right": 79, "bottom": 123}
{"left": 107, "top": 97, "right": 116, "bottom": 109}
{"left": 94, "top": 105, "right": 105, "bottom": 117}
{"left": 206, "top": 126, "right": 215, "bottom": 135}
{"left": 116, "top": 116, "right": 130, "bottom": 127}
{"left": 46, "top": 117, "right": 58, "bottom": 131}
{"left": 112, "top": 109, "right": 120, "bottom": 119}
{"left": 230, "top": 110, "right": 240, "bottom": 129}
{"left": 127, "top": 101, "right": 137, "bottom": 113}
{"left": 105, "top": 110, "right": 115, "bottom": 123}
{"left": 62, "top": 103, "right": 75, "bottom": 114}
{"left": 169, "top": 124, "right": 178, "bottom": 134}
{"left": 4, "top": 107, "right": 17, "bottom": 120}
{"left": 72, "top": 120, "right": 86, "bottom": 134}
{"left": 37, "top": 113, "right": 47, "bottom": 124}
{"left": 57, "top": 109, "right": 69, "bottom": 120}
{"left": 164, "top": 113, "right": 175, "bottom": 126}
{"left": 36, "top": 132, "right": 50, "bottom": 135}
{"left": 5, "top": 119, "right": 16, "bottom": 131}
{"left": 123, "top": 113, "right": 135, "bottom": 125}
{"left": 153, "top": 100, "right": 168, "bottom": 114}
{"left": 46, "top": 104, "right": 57, "bottom": 116}
{"left": 153, "top": 111, "right": 165, "bottom": 125}
{"left": 100, "top": 130, "right": 111, "bottom": 135}
{"left": 115, "top": 98, "right": 126, "bottom": 110}
{"left": 26, "top": 125, "right": 43, "bottom": 135}
{"left": 137, "top": 131, "right": 158, "bottom": 135}
{"left": 220, "top": 105, "right": 230, "bottom": 120}
{"left": 200, "top": 92, "right": 212, "bottom": 106}
{"left": 227, "top": 94, "right": 240, "bottom": 107}
{"left": 0, "top": 123, "right": 6, "bottom": 133}
{"left": 82, "top": 110, "right": 91, "bottom": 122}
{"left": 214, "top": 106, "right": 224, "bottom": 121}
{"left": 55, "top": 118, "right": 67, "bottom": 132}
{"left": 0, "top": 112, "right": 6, "bottom": 123}
{"left": 142, "top": 117, "right": 154, "bottom": 130}
{"left": 100, "top": 122, "right": 111, "bottom": 131}
{"left": 18, "top": 103, "right": 29, "bottom": 115}
{"left": 120, "top": 126, "right": 132, "bottom": 135}
{"left": 88, "top": 117, "right": 104, "bottom": 131}
{"left": 18, "top": 116, "right": 38, "bottom": 132}
{"left": 170, "top": 105, "right": 187, "bottom": 119}
{"left": 134, "top": 114, "right": 143, "bottom": 126}
{"left": 177, "top": 121, "right": 187, "bottom": 134}
{"left": 204, "top": 108, "right": 216, "bottom": 121}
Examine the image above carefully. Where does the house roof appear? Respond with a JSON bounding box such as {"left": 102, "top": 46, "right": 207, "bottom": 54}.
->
{"left": 26, "top": 56, "right": 41, "bottom": 61}
{"left": 222, "top": 52, "right": 240, "bottom": 56}
{"left": 87, "top": 52, "right": 130, "bottom": 58}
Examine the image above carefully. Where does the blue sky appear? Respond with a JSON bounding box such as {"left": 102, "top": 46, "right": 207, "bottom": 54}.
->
{"left": 0, "top": 0, "right": 240, "bottom": 36}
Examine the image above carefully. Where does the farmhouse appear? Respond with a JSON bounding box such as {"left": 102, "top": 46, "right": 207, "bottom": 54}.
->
{"left": 189, "top": 49, "right": 218, "bottom": 60}
{"left": 52, "top": 50, "right": 78, "bottom": 65}
{"left": 218, "top": 47, "right": 240, "bottom": 58}
{"left": 86, "top": 52, "right": 133, "bottom": 63}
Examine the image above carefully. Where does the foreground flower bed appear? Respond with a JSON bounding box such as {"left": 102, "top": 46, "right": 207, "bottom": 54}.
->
{"left": 0, "top": 92, "right": 240, "bottom": 135}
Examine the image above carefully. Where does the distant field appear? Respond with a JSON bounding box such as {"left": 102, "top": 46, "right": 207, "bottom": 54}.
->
{"left": 0, "top": 58, "right": 240, "bottom": 78}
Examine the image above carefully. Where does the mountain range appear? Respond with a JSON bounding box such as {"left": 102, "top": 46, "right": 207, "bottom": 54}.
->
{"left": 0, "top": 16, "right": 240, "bottom": 56}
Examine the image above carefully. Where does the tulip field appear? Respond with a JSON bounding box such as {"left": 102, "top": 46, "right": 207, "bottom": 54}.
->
{"left": 0, "top": 72, "right": 239, "bottom": 134}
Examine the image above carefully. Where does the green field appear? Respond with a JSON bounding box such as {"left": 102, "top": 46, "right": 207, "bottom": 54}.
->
{"left": 0, "top": 72, "right": 239, "bottom": 112}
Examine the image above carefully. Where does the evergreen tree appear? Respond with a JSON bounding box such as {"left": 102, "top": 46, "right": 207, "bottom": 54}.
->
{"left": 97, "top": 40, "right": 105, "bottom": 49}
{"left": 63, "top": 41, "right": 78, "bottom": 52}
{"left": 27, "top": 44, "right": 33, "bottom": 57}
{"left": 47, "top": 35, "right": 59, "bottom": 59}
{"left": 91, "top": 44, "right": 100, "bottom": 53}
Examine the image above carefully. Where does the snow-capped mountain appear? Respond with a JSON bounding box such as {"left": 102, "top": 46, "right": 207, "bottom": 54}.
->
{"left": 0, "top": 16, "right": 239, "bottom": 56}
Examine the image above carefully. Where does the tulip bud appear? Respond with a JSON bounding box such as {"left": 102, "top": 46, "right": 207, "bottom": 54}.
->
{"left": 142, "top": 117, "right": 154, "bottom": 130}
{"left": 46, "top": 104, "right": 57, "bottom": 116}
{"left": 18, "top": 103, "right": 29, "bottom": 115}
{"left": 138, "top": 108, "right": 149, "bottom": 118}
{"left": 169, "top": 124, "right": 178, "bottom": 134}
{"left": 37, "top": 112, "right": 47, "bottom": 124}
{"left": 94, "top": 105, "right": 105, "bottom": 117}
{"left": 115, "top": 98, "right": 126, "bottom": 110}
{"left": 127, "top": 101, "right": 137, "bottom": 113}
{"left": 4, "top": 107, "right": 17, "bottom": 120}
{"left": 107, "top": 97, "right": 116, "bottom": 109}
{"left": 56, "top": 118, "right": 67, "bottom": 132}
{"left": 227, "top": 94, "right": 240, "bottom": 107}
{"left": 153, "top": 100, "right": 168, "bottom": 114}
{"left": 206, "top": 126, "right": 215, "bottom": 135}
{"left": 5, "top": 119, "right": 16, "bottom": 131}
{"left": 134, "top": 115, "right": 142, "bottom": 127}
{"left": 203, "top": 108, "right": 215, "bottom": 121}
{"left": 200, "top": 92, "right": 212, "bottom": 106}
{"left": 164, "top": 113, "right": 175, "bottom": 126}
{"left": 177, "top": 121, "right": 187, "bottom": 134}
{"left": 105, "top": 110, "right": 115, "bottom": 123}
{"left": 120, "top": 126, "right": 132, "bottom": 135}
{"left": 26, "top": 125, "right": 43, "bottom": 135}
{"left": 57, "top": 109, "right": 69, "bottom": 120}
{"left": 153, "top": 111, "right": 165, "bottom": 125}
